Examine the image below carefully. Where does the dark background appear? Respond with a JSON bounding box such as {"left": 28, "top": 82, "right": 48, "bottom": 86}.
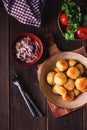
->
{"left": 0, "top": 0, "right": 87, "bottom": 130}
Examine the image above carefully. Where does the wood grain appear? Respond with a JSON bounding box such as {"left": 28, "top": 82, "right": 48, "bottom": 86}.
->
{"left": 9, "top": 11, "right": 47, "bottom": 130}
{"left": 0, "top": 2, "right": 9, "bottom": 130}
{"left": 0, "top": 0, "right": 87, "bottom": 130}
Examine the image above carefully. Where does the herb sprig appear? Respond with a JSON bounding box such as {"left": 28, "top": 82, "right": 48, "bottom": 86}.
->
{"left": 61, "top": 0, "right": 82, "bottom": 40}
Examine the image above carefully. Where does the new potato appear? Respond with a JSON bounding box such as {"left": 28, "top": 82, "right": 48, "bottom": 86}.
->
{"left": 56, "top": 59, "right": 68, "bottom": 71}
{"left": 46, "top": 71, "right": 55, "bottom": 85}
{"left": 68, "top": 59, "right": 77, "bottom": 67}
{"left": 66, "top": 67, "right": 80, "bottom": 79}
{"left": 75, "top": 77, "right": 87, "bottom": 92}
{"left": 46, "top": 59, "right": 87, "bottom": 102}
{"left": 64, "top": 78, "right": 75, "bottom": 91}
{"left": 52, "top": 84, "right": 67, "bottom": 96}
{"left": 54, "top": 72, "right": 67, "bottom": 85}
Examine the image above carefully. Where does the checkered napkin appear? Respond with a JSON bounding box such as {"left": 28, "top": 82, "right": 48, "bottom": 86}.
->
{"left": 2, "top": 0, "right": 45, "bottom": 27}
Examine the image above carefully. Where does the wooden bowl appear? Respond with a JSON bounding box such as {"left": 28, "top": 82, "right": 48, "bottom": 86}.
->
{"left": 11, "top": 32, "right": 43, "bottom": 66}
{"left": 40, "top": 52, "right": 87, "bottom": 109}
{"left": 57, "top": 11, "right": 86, "bottom": 41}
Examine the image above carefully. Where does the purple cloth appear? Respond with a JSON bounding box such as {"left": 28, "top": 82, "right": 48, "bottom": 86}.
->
{"left": 2, "top": 0, "right": 45, "bottom": 27}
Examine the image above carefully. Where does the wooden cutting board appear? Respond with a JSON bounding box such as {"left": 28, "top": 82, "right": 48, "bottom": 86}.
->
{"left": 37, "top": 33, "right": 87, "bottom": 118}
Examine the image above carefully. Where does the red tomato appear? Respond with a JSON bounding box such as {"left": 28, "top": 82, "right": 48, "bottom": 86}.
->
{"left": 76, "top": 26, "right": 87, "bottom": 39}
{"left": 59, "top": 13, "right": 68, "bottom": 26}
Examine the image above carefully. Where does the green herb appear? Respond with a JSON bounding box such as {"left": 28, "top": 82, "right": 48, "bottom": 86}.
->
{"left": 61, "top": 0, "right": 82, "bottom": 40}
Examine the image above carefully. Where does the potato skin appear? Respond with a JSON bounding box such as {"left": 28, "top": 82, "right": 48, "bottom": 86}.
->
{"left": 54, "top": 72, "right": 67, "bottom": 85}
{"left": 62, "top": 91, "right": 75, "bottom": 102}
{"left": 75, "top": 63, "right": 85, "bottom": 75}
{"left": 46, "top": 71, "right": 55, "bottom": 85}
{"left": 56, "top": 59, "right": 68, "bottom": 72}
{"left": 68, "top": 59, "right": 77, "bottom": 67}
{"left": 74, "top": 88, "right": 80, "bottom": 96}
{"left": 54, "top": 67, "right": 61, "bottom": 73}
{"left": 52, "top": 84, "right": 67, "bottom": 96}
{"left": 64, "top": 78, "right": 75, "bottom": 91}
{"left": 66, "top": 67, "right": 80, "bottom": 79}
{"left": 75, "top": 77, "right": 87, "bottom": 92}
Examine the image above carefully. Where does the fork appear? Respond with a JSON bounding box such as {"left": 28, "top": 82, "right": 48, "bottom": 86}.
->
{"left": 10, "top": 72, "right": 43, "bottom": 117}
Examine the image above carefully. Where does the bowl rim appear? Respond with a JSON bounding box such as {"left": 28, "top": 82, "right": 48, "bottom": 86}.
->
{"left": 11, "top": 32, "right": 43, "bottom": 66}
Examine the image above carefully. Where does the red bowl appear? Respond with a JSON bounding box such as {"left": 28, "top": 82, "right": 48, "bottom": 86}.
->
{"left": 11, "top": 32, "right": 43, "bottom": 66}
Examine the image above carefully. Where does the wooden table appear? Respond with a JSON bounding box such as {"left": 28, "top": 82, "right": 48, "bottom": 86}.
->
{"left": 0, "top": 0, "right": 87, "bottom": 130}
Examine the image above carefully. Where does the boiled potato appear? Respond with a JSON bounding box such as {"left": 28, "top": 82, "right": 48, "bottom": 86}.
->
{"left": 68, "top": 59, "right": 77, "bottom": 67}
{"left": 54, "top": 67, "right": 60, "bottom": 73}
{"left": 56, "top": 59, "right": 68, "bottom": 72}
{"left": 66, "top": 67, "right": 80, "bottom": 79}
{"left": 76, "top": 63, "right": 85, "bottom": 75}
{"left": 54, "top": 72, "right": 67, "bottom": 85}
{"left": 52, "top": 84, "right": 67, "bottom": 96}
{"left": 46, "top": 58, "right": 87, "bottom": 102}
{"left": 74, "top": 88, "right": 80, "bottom": 96}
{"left": 80, "top": 87, "right": 87, "bottom": 92}
{"left": 75, "top": 77, "right": 87, "bottom": 92}
{"left": 46, "top": 71, "right": 55, "bottom": 85}
{"left": 62, "top": 91, "right": 75, "bottom": 102}
{"left": 64, "top": 78, "right": 75, "bottom": 91}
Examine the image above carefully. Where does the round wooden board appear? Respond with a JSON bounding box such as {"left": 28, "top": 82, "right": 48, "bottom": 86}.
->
{"left": 40, "top": 52, "right": 87, "bottom": 109}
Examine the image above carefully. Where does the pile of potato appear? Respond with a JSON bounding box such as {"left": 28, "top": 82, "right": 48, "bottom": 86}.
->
{"left": 46, "top": 59, "right": 87, "bottom": 102}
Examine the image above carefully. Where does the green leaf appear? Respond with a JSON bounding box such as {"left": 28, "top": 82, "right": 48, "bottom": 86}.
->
{"left": 63, "top": 33, "right": 70, "bottom": 40}
{"left": 61, "top": 0, "right": 82, "bottom": 40}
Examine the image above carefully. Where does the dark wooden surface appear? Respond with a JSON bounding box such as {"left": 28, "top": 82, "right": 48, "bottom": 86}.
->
{"left": 0, "top": 0, "right": 87, "bottom": 130}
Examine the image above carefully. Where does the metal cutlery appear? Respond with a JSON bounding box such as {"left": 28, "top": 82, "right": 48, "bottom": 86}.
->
{"left": 10, "top": 72, "right": 43, "bottom": 117}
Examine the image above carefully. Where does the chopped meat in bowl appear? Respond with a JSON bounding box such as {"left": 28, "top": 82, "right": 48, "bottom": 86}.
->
{"left": 11, "top": 33, "right": 43, "bottom": 65}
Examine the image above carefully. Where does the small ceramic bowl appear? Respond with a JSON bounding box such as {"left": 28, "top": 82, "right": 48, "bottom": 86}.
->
{"left": 11, "top": 32, "right": 43, "bottom": 66}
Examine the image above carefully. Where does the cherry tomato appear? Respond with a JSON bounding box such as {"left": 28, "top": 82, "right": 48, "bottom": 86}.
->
{"left": 76, "top": 26, "right": 87, "bottom": 39}
{"left": 59, "top": 13, "right": 68, "bottom": 26}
